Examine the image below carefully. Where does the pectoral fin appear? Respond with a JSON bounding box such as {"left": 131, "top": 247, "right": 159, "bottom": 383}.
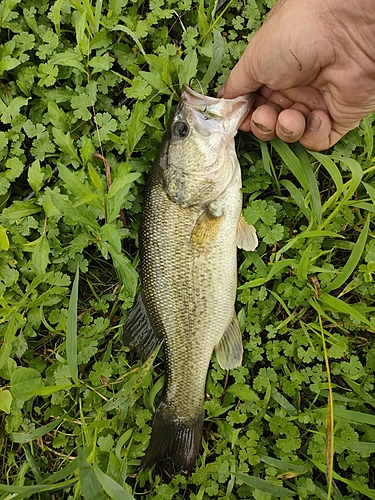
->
{"left": 190, "top": 209, "right": 222, "bottom": 248}
{"left": 237, "top": 214, "right": 258, "bottom": 251}
{"left": 214, "top": 312, "right": 243, "bottom": 370}
{"left": 122, "top": 291, "right": 161, "bottom": 359}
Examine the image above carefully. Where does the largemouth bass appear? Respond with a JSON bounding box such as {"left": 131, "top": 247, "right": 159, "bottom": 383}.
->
{"left": 122, "top": 84, "right": 258, "bottom": 471}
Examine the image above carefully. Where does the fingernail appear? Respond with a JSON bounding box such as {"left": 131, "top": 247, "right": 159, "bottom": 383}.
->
{"left": 307, "top": 113, "right": 322, "bottom": 131}
{"left": 217, "top": 85, "right": 225, "bottom": 98}
{"left": 253, "top": 121, "right": 272, "bottom": 134}
{"left": 278, "top": 124, "right": 293, "bottom": 136}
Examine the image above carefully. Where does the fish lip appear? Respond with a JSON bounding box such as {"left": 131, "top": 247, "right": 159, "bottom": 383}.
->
{"left": 180, "top": 84, "right": 254, "bottom": 130}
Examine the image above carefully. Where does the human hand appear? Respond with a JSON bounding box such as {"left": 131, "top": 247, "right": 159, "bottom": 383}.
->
{"left": 219, "top": 0, "right": 375, "bottom": 151}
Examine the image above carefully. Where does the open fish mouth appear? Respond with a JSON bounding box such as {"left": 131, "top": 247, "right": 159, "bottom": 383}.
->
{"left": 180, "top": 83, "right": 253, "bottom": 133}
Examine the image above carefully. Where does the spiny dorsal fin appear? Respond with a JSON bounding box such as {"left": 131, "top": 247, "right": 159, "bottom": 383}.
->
{"left": 237, "top": 214, "right": 258, "bottom": 251}
{"left": 122, "top": 291, "right": 161, "bottom": 359}
{"left": 214, "top": 312, "right": 243, "bottom": 370}
{"left": 190, "top": 209, "right": 222, "bottom": 248}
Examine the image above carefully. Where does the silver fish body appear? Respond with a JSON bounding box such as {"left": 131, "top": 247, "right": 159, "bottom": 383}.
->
{"left": 123, "top": 85, "right": 257, "bottom": 471}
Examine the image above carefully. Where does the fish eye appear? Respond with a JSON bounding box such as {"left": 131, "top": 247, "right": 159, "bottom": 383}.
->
{"left": 173, "top": 121, "right": 189, "bottom": 139}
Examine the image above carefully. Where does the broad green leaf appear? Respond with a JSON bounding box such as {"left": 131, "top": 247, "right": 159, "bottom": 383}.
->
{"left": 125, "top": 100, "right": 149, "bottom": 157}
{"left": 197, "top": 0, "right": 209, "bottom": 35}
{"left": 52, "top": 0, "right": 64, "bottom": 34}
{"left": 51, "top": 193, "right": 101, "bottom": 230}
{"left": 1, "top": 200, "right": 42, "bottom": 221}
{"left": 11, "top": 367, "right": 43, "bottom": 402}
{"left": 50, "top": 51, "right": 85, "bottom": 72}
{"left": 88, "top": 163, "right": 105, "bottom": 194}
{"left": 236, "top": 473, "right": 296, "bottom": 497}
{"left": 27, "top": 159, "right": 44, "bottom": 194}
{"left": 226, "top": 383, "right": 259, "bottom": 402}
{"left": 0, "top": 389, "right": 12, "bottom": 413}
{"left": 0, "top": 0, "right": 21, "bottom": 26}
{"left": 0, "top": 225, "right": 9, "bottom": 250}
{"left": 67, "top": 268, "right": 79, "bottom": 384}
{"left": 93, "top": 465, "right": 136, "bottom": 500}
{"left": 32, "top": 233, "right": 50, "bottom": 275}
{"left": 0, "top": 316, "right": 18, "bottom": 371}
{"left": 107, "top": 171, "right": 141, "bottom": 223}
{"left": 13, "top": 417, "right": 63, "bottom": 443}
{"left": 0, "top": 55, "right": 20, "bottom": 75}
{"left": 100, "top": 223, "right": 122, "bottom": 254}
{"left": 178, "top": 50, "right": 198, "bottom": 88}
{"left": 110, "top": 251, "right": 138, "bottom": 299}
{"left": 75, "top": 8, "right": 87, "bottom": 48}
{"left": 58, "top": 164, "right": 103, "bottom": 211}
{"left": 47, "top": 101, "right": 69, "bottom": 132}
{"left": 53, "top": 128, "right": 81, "bottom": 164}
{"left": 200, "top": 29, "right": 225, "bottom": 88}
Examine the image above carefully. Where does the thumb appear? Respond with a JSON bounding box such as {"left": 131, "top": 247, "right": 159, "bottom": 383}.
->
{"left": 218, "top": 42, "right": 263, "bottom": 99}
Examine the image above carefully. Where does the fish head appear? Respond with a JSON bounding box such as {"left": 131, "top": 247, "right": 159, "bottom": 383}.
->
{"left": 160, "top": 84, "right": 254, "bottom": 208}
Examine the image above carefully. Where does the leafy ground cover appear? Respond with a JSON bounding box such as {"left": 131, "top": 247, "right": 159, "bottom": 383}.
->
{"left": 1, "top": 0, "right": 375, "bottom": 498}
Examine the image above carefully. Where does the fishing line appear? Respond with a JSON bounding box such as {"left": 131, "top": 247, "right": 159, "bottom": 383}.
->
{"left": 188, "top": 77, "right": 208, "bottom": 119}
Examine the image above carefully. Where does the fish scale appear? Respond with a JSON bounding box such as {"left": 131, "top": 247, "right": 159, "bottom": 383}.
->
{"left": 122, "top": 85, "right": 258, "bottom": 471}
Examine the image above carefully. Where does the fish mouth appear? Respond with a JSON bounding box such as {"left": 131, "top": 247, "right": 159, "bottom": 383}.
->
{"left": 180, "top": 84, "right": 254, "bottom": 132}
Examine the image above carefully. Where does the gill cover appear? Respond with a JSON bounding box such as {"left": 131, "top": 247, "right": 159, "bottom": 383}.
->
{"left": 161, "top": 85, "right": 253, "bottom": 208}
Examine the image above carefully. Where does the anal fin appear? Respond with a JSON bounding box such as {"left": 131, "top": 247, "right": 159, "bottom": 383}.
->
{"left": 122, "top": 291, "right": 160, "bottom": 359}
{"left": 214, "top": 312, "right": 243, "bottom": 370}
{"left": 237, "top": 213, "right": 258, "bottom": 251}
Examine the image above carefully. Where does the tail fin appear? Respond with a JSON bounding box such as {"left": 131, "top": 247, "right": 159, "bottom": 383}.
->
{"left": 141, "top": 402, "right": 205, "bottom": 471}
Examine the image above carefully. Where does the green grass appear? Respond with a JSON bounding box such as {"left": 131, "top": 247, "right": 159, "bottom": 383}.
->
{"left": 1, "top": 0, "right": 375, "bottom": 498}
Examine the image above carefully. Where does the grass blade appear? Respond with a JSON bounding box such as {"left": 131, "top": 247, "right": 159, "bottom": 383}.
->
{"left": 319, "top": 291, "right": 373, "bottom": 328}
{"left": 293, "top": 143, "right": 321, "bottom": 222}
{"left": 67, "top": 268, "right": 79, "bottom": 384}
{"left": 235, "top": 473, "right": 296, "bottom": 497}
{"left": 13, "top": 418, "right": 63, "bottom": 443}
{"left": 271, "top": 138, "right": 309, "bottom": 191}
{"left": 335, "top": 408, "right": 375, "bottom": 425}
{"left": 280, "top": 179, "right": 311, "bottom": 219}
{"left": 93, "top": 465, "right": 136, "bottom": 500}
{"left": 313, "top": 460, "right": 375, "bottom": 499}
{"left": 325, "top": 214, "right": 370, "bottom": 292}
{"left": 79, "top": 450, "right": 106, "bottom": 500}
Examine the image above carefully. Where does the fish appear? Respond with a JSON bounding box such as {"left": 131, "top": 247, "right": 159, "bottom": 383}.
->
{"left": 122, "top": 84, "right": 258, "bottom": 471}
